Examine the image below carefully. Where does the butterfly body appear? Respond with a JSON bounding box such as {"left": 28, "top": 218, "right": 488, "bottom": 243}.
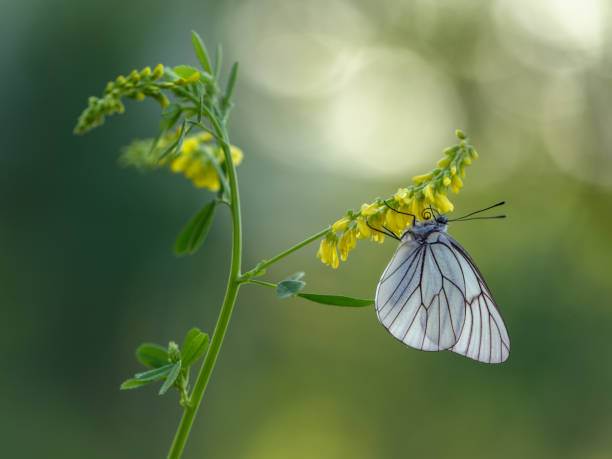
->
{"left": 375, "top": 214, "right": 510, "bottom": 364}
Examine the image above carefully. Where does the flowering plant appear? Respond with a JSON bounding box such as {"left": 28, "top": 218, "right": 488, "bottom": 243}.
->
{"left": 74, "top": 32, "right": 479, "bottom": 458}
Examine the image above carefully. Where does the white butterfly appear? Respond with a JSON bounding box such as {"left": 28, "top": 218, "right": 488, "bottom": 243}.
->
{"left": 374, "top": 203, "right": 510, "bottom": 364}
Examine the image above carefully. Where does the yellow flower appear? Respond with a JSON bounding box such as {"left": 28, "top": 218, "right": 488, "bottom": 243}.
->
{"left": 230, "top": 146, "right": 243, "bottom": 165}
{"left": 434, "top": 191, "right": 454, "bottom": 213}
{"left": 355, "top": 217, "right": 370, "bottom": 239}
{"left": 192, "top": 166, "right": 221, "bottom": 190}
{"left": 338, "top": 227, "right": 357, "bottom": 261}
{"left": 180, "top": 138, "right": 199, "bottom": 155}
{"left": 384, "top": 208, "right": 411, "bottom": 235}
{"left": 463, "top": 157, "right": 472, "bottom": 166}
{"left": 451, "top": 175, "right": 463, "bottom": 194}
{"left": 332, "top": 217, "right": 350, "bottom": 232}
{"left": 171, "top": 154, "right": 192, "bottom": 173}
{"left": 394, "top": 188, "right": 410, "bottom": 204}
{"left": 423, "top": 184, "right": 435, "bottom": 204}
{"left": 443, "top": 176, "right": 451, "bottom": 187}
{"left": 316, "top": 235, "right": 339, "bottom": 268}
{"left": 450, "top": 165, "right": 457, "bottom": 176}
{"left": 370, "top": 229, "right": 385, "bottom": 243}
{"left": 360, "top": 202, "right": 379, "bottom": 216}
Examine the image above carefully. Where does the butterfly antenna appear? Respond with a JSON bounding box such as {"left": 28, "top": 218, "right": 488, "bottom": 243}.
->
{"left": 448, "top": 201, "right": 506, "bottom": 222}
{"left": 365, "top": 218, "right": 401, "bottom": 241}
{"left": 451, "top": 215, "right": 506, "bottom": 222}
{"left": 383, "top": 200, "right": 416, "bottom": 226}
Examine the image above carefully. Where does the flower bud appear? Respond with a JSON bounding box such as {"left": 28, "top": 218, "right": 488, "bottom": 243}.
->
{"left": 152, "top": 64, "right": 164, "bottom": 79}
{"left": 412, "top": 173, "right": 433, "bottom": 184}
{"left": 128, "top": 69, "right": 140, "bottom": 82}
{"left": 437, "top": 156, "right": 451, "bottom": 167}
{"left": 168, "top": 341, "right": 181, "bottom": 363}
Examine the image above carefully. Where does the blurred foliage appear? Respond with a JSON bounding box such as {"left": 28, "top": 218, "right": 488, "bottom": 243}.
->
{"left": 2, "top": 0, "right": 612, "bottom": 458}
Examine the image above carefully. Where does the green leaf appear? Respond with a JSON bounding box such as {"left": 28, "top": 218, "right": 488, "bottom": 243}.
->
{"left": 172, "top": 120, "right": 188, "bottom": 158}
{"left": 277, "top": 280, "right": 306, "bottom": 299}
{"left": 173, "top": 65, "right": 200, "bottom": 79}
{"left": 134, "top": 363, "right": 174, "bottom": 382}
{"left": 159, "top": 361, "right": 181, "bottom": 395}
{"left": 296, "top": 293, "right": 374, "bottom": 307}
{"left": 120, "top": 378, "right": 152, "bottom": 390}
{"left": 136, "top": 343, "right": 169, "bottom": 368}
{"left": 191, "top": 31, "right": 212, "bottom": 74}
{"left": 182, "top": 328, "right": 210, "bottom": 367}
{"left": 288, "top": 272, "right": 305, "bottom": 281}
{"left": 160, "top": 103, "right": 181, "bottom": 131}
{"left": 174, "top": 200, "right": 217, "bottom": 255}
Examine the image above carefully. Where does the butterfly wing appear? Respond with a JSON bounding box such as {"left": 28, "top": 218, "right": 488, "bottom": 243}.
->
{"left": 375, "top": 231, "right": 510, "bottom": 363}
{"left": 375, "top": 233, "right": 466, "bottom": 353}
{"left": 432, "top": 232, "right": 510, "bottom": 363}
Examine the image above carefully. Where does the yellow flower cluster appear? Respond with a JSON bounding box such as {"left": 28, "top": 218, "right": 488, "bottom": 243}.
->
{"left": 74, "top": 64, "right": 202, "bottom": 134}
{"left": 317, "top": 130, "right": 478, "bottom": 268}
{"left": 120, "top": 129, "right": 243, "bottom": 191}
{"left": 167, "top": 132, "right": 243, "bottom": 191}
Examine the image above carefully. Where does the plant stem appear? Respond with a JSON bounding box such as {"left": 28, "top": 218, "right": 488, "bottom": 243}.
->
{"left": 247, "top": 279, "right": 277, "bottom": 289}
{"left": 167, "top": 119, "right": 242, "bottom": 459}
{"left": 241, "top": 227, "right": 331, "bottom": 280}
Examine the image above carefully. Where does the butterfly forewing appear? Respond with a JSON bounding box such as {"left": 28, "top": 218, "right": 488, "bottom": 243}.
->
{"left": 375, "top": 229, "right": 510, "bottom": 363}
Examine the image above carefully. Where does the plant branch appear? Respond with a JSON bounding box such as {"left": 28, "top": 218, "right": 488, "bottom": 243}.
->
{"left": 240, "top": 227, "right": 331, "bottom": 281}
{"left": 167, "top": 112, "right": 243, "bottom": 458}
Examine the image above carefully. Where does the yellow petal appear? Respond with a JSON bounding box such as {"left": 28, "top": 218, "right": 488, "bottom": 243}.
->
{"left": 170, "top": 154, "right": 192, "bottom": 173}
{"left": 355, "top": 217, "right": 370, "bottom": 239}
{"left": 332, "top": 217, "right": 350, "bottom": 232}
{"left": 360, "top": 202, "right": 379, "bottom": 216}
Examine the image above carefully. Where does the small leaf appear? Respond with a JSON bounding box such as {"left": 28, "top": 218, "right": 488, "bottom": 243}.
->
{"left": 174, "top": 201, "right": 217, "bottom": 255}
{"left": 173, "top": 65, "right": 199, "bottom": 79}
{"left": 172, "top": 120, "right": 188, "bottom": 158}
{"left": 223, "top": 62, "right": 239, "bottom": 105}
{"left": 191, "top": 31, "right": 212, "bottom": 74}
{"left": 277, "top": 280, "right": 306, "bottom": 299}
{"left": 182, "top": 328, "right": 210, "bottom": 368}
{"left": 136, "top": 343, "right": 169, "bottom": 368}
{"left": 296, "top": 293, "right": 374, "bottom": 307}
{"left": 160, "top": 104, "right": 181, "bottom": 131}
{"left": 159, "top": 361, "right": 182, "bottom": 395}
{"left": 120, "top": 378, "right": 152, "bottom": 390}
{"left": 134, "top": 363, "right": 174, "bottom": 382}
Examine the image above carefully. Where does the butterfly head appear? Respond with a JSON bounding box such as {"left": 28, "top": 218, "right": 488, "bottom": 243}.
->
{"left": 402, "top": 215, "right": 448, "bottom": 242}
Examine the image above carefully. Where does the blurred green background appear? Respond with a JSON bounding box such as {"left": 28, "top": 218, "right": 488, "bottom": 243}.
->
{"left": 3, "top": 0, "right": 612, "bottom": 458}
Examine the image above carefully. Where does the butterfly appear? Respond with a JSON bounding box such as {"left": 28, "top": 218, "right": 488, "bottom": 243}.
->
{"left": 373, "top": 202, "right": 510, "bottom": 364}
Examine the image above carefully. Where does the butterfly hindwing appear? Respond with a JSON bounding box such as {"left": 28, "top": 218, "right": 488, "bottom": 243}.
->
{"left": 375, "top": 230, "right": 510, "bottom": 363}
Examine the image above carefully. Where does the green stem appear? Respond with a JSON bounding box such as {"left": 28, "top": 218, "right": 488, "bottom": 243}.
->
{"left": 167, "top": 117, "right": 242, "bottom": 459}
{"left": 241, "top": 227, "right": 331, "bottom": 280}
{"left": 247, "top": 279, "right": 277, "bottom": 289}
